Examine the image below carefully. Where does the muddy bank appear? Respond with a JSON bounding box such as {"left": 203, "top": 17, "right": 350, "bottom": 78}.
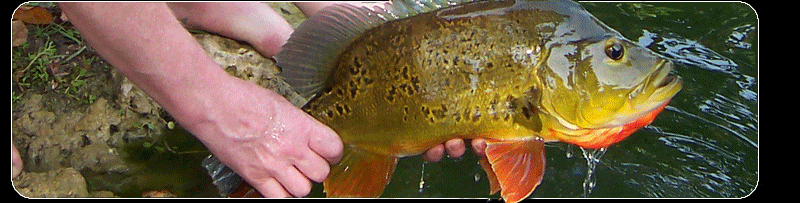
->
{"left": 12, "top": 2, "right": 308, "bottom": 197}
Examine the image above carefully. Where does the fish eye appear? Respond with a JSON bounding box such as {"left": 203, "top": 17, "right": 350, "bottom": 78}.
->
{"left": 605, "top": 41, "right": 624, "bottom": 61}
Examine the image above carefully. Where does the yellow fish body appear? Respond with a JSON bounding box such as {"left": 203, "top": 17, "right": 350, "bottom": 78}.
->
{"left": 233, "top": 0, "right": 682, "bottom": 201}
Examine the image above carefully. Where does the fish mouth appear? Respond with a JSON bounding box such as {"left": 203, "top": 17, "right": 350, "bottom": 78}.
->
{"left": 651, "top": 60, "right": 682, "bottom": 95}
{"left": 657, "top": 75, "right": 679, "bottom": 88}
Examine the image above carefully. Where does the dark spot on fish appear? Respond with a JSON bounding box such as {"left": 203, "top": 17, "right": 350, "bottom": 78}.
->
{"left": 353, "top": 56, "right": 362, "bottom": 68}
{"left": 350, "top": 86, "right": 358, "bottom": 98}
{"left": 388, "top": 85, "right": 398, "bottom": 97}
{"left": 335, "top": 104, "right": 345, "bottom": 115}
{"left": 335, "top": 87, "right": 345, "bottom": 96}
{"left": 350, "top": 65, "right": 359, "bottom": 75}
{"left": 487, "top": 62, "right": 494, "bottom": 68}
{"left": 411, "top": 76, "right": 421, "bottom": 92}
{"left": 402, "top": 66, "right": 410, "bottom": 80}
{"left": 472, "top": 106, "right": 481, "bottom": 122}
{"left": 521, "top": 105, "right": 531, "bottom": 119}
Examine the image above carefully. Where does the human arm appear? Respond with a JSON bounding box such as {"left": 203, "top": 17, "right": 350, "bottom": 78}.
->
{"left": 58, "top": 2, "right": 342, "bottom": 197}
{"left": 165, "top": 1, "right": 485, "bottom": 163}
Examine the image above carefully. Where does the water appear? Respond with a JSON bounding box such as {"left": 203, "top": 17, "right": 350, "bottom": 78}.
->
{"left": 369, "top": 2, "right": 758, "bottom": 198}
{"left": 117, "top": 2, "right": 758, "bottom": 198}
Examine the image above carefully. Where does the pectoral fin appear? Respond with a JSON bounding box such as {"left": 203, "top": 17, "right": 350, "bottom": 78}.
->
{"left": 479, "top": 138, "right": 546, "bottom": 203}
{"left": 324, "top": 145, "right": 398, "bottom": 197}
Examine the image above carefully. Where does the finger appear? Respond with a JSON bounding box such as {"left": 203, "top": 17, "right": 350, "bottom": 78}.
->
{"left": 252, "top": 177, "right": 290, "bottom": 198}
{"left": 444, "top": 139, "right": 466, "bottom": 158}
{"left": 471, "top": 139, "right": 487, "bottom": 157}
{"left": 12, "top": 144, "right": 22, "bottom": 178}
{"left": 293, "top": 150, "right": 331, "bottom": 183}
{"left": 274, "top": 166, "right": 313, "bottom": 197}
{"left": 422, "top": 144, "right": 444, "bottom": 162}
{"left": 306, "top": 117, "right": 344, "bottom": 164}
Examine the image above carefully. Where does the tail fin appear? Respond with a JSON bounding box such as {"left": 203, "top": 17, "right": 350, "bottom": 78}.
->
{"left": 324, "top": 145, "right": 398, "bottom": 197}
{"left": 479, "top": 138, "right": 546, "bottom": 203}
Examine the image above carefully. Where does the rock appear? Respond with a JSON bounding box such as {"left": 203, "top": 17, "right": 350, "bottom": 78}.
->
{"left": 69, "top": 142, "right": 128, "bottom": 173}
{"left": 14, "top": 168, "right": 90, "bottom": 198}
{"left": 25, "top": 130, "right": 85, "bottom": 172}
{"left": 266, "top": 2, "right": 306, "bottom": 28}
{"left": 90, "top": 190, "right": 117, "bottom": 198}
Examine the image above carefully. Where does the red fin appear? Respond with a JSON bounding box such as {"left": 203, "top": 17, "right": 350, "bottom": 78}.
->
{"left": 480, "top": 138, "right": 546, "bottom": 203}
{"left": 479, "top": 156, "right": 501, "bottom": 195}
{"left": 228, "top": 182, "right": 262, "bottom": 198}
{"left": 324, "top": 145, "right": 398, "bottom": 197}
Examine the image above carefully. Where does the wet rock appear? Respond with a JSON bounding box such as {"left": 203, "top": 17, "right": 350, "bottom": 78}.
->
{"left": 14, "top": 167, "right": 89, "bottom": 198}
{"left": 90, "top": 190, "right": 117, "bottom": 198}
{"left": 193, "top": 33, "right": 279, "bottom": 86}
{"left": 74, "top": 98, "right": 121, "bottom": 145}
{"left": 192, "top": 33, "right": 308, "bottom": 107}
{"left": 267, "top": 2, "right": 306, "bottom": 28}
{"left": 69, "top": 142, "right": 128, "bottom": 173}
{"left": 119, "top": 78, "right": 162, "bottom": 116}
{"left": 25, "top": 126, "right": 85, "bottom": 172}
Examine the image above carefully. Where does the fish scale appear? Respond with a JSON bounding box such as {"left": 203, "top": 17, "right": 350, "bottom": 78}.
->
{"left": 228, "top": 0, "right": 682, "bottom": 201}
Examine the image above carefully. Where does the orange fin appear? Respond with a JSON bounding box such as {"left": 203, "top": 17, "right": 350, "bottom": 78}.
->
{"left": 479, "top": 156, "right": 501, "bottom": 195}
{"left": 479, "top": 138, "right": 546, "bottom": 203}
{"left": 324, "top": 145, "right": 398, "bottom": 197}
{"left": 228, "top": 182, "right": 262, "bottom": 198}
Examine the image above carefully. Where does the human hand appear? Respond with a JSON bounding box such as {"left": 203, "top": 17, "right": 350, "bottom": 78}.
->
{"left": 189, "top": 76, "right": 343, "bottom": 197}
{"left": 422, "top": 139, "right": 488, "bottom": 162}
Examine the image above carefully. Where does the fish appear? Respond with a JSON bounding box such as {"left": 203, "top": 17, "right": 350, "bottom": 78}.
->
{"left": 228, "top": 0, "right": 682, "bottom": 201}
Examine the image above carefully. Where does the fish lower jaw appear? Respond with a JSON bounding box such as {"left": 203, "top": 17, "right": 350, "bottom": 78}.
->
{"left": 548, "top": 126, "right": 625, "bottom": 149}
{"left": 549, "top": 101, "right": 670, "bottom": 148}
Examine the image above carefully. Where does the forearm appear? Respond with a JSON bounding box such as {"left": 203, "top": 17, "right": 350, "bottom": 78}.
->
{"left": 167, "top": 2, "right": 292, "bottom": 57}
{"left": 60, "top": 3, "right": 230, "bottom": 133}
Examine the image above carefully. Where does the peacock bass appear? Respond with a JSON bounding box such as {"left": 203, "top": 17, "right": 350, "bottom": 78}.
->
{"left": 231, "top": 0, "right": 682, "bottom": 201}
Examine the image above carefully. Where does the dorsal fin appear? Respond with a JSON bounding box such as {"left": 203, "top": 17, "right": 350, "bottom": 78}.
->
{"left": 276, "top": 0, "right": 476, "bottom": 100}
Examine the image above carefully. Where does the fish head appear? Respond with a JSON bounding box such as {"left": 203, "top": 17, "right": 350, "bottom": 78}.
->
{"left": 537, "top": 34, "right": 682, "bottom": 148}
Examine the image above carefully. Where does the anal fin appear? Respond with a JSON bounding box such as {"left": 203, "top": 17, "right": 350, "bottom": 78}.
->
{"left": 228, "top": 182, "right": 262, "bottom": 198}
{"left": 325, "top": 145, "right": 398, "bottom": 197}
{"left": 479, "top": 137, "right": 546, "bottom": 203}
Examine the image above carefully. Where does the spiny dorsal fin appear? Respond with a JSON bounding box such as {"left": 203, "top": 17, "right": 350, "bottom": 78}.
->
{"left": 275, "top": 0, "right": 477, "bottom": 100}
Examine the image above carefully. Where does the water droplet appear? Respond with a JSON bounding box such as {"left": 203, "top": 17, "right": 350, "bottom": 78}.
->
{"left": 418, "top": 162, "right": 426, "bottom": 193}
{"left": 580, "top": 147, "right": 607, "bottom": 197}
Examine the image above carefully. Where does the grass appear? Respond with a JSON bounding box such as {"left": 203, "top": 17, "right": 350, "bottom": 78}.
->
{"left": 13, "top": 7, "right": 107, "bottom": 106}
